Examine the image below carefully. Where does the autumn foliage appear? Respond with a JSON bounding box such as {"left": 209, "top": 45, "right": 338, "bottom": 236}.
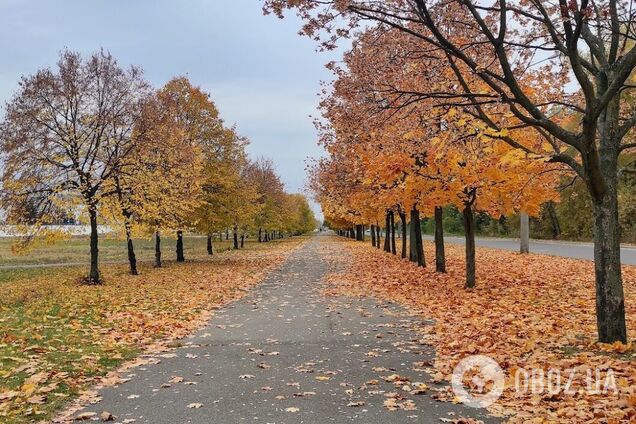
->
{"left": 266, "top": 0, "right": 636, "bottom": 344}
{"left": 0, "top": 50, "right": 317, "bottom": 281}
{"left": 323, "top": 236, "right": 636, "bottom": 423}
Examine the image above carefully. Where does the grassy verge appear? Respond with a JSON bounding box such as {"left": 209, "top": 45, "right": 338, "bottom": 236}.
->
{"left": 0, "top": 235, "right": 239, "bottom": 267}
{"left": 0, "top": 237, "right": 304, "bottom": 423}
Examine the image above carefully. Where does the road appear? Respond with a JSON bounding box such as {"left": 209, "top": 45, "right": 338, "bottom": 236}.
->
{"left": 63, "top": 236, "right": 498, "bottom": 424}
{"left": 423, "top": 235, "right": 636, "bottom": 265}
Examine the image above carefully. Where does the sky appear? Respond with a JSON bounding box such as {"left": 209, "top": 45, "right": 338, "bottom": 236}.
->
{"left": 0, "top": 0, "right": 339, "bottom": 219}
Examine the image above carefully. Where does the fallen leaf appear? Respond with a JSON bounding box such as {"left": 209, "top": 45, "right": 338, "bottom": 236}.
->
{"left": 100, "top": 411, "right": 114, "bottom": 421}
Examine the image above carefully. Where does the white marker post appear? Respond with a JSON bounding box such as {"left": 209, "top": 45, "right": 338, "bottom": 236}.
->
{"left": 520, "top": 211, "right": 530, "bottom": 254}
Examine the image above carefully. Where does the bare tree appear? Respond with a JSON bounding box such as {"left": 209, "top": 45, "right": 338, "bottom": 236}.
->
{"left": 0, "top": 50, "right": 150, "bottom": 284}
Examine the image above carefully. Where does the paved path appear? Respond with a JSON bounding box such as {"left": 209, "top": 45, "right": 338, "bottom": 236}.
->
{"left": 423, "top": 235, "right": 636, "bottom": 265}
{"left": 67, "top": 235, "right": 498, "bottom": 423}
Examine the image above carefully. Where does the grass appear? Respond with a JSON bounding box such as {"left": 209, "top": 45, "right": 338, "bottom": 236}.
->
{"left": 0, "top": 268, "right": 51, "bottom": 285}
{"left": 0, "top": 234, "right": 243, "bottom": 268}
{"left": 0, "top": 236, "right": 304, "bottom": 423}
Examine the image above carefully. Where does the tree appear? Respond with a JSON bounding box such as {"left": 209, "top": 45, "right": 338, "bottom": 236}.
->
{"left": 264, "top": 0, "right": 636, "bottom": 342}
{"left": 305, "top": 20, "right": 560, "bottom": 288}
{"left": 102, "top": 89, "right": 205, "bottom": 272}
{"left": 248, "top": 158, "right": 286, "bottom": 242}
{"left": 225, "top": 160, "right": 262, "bottom": 249}
{"left": 0, "top": 50, "right": 150, "bottom": 284}
{"left": 156, "top": 77, "right": 222, "bottom": 262}
{"left": 195, "top": 126, "right": 251, "bottom": 254}
{"left": 283, "top": 193, "right": 317, "bottom": 235}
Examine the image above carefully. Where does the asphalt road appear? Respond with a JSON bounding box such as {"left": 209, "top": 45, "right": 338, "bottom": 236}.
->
{"left": 423, "top": 235, "right": 636, "bottom": 265}
{"left": 63, "top": 235, "right": 499, "bottom": 424}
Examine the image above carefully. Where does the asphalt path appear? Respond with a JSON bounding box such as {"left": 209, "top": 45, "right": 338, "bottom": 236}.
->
{"left": 64, "top": 235, "right": 499, "bottom": 424}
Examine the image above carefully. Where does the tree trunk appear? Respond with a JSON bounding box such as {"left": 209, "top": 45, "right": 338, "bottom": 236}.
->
{"left": 399, "top": 211, "right": 407, "bottom": 259}
{"left": 233, "top": 225, "right": 239, "bottom": 249}
{"left": 409, "top": 218, "right": 416, "bottom": 262}
{"left": 384, "top": 212, "right": 391, "bottom": 252}
{"left": 588, "top": 97, "right": 627, "bottom": 343}
{"left": 154, "top": 230, "right": 162, "bottom": 268}
{"left": 240, "top": 234, "right": 245, "bottom": 248}
{"left": 371, "top": 224, "right": 376, "bottom": 247}
{"left": 410, "top": 206, "right": 425, "bottom": 267}
{"left": 434, "top": 206, "right": 446, "bottom": 273}
{"left": 356, "top": 224, "right": 363, "bottom": 241}
{"left": 176, "top": 230, "right": 185, "bottom": 262}
{"left": 258, "top": 228, "right": 262, "bottom": 242}
{"left": 125, "top": 222, "right": 138, "bottom": 276}
{"left": 207, "top": 234, "right": 213, "bottom": 255}
{"left": 547, "top": 201, "right": 561, "bottom": 239}
{"left": 390, "top": 210, "right": 396, "bottom": 255}
{"left": 88, "top": 206, "right": 100, "bottom": 284}
{"left": 116, "top": 179, "right": 137, "bottom": 275}
{"left": 520, "top": 211, "right": 530, "bottom": 254}
{"left": 463, "top": 204, "right": 476, "bottom": 288}
{"left": 226, "top": 228, "right": 229, "bottom": 240}
{"left": 376, "top": 225, "right": 381, "bottom": 249}
{"left": 592, "top": 186, "right": 627, "bottom": 342}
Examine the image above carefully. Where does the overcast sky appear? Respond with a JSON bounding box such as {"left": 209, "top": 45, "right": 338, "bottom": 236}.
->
{"left": 0, "top": 0, "right": 338, "bottom": 219}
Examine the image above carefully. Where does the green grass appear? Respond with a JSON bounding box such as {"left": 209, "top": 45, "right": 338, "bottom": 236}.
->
{"left": 0, "top": 296, "right": 140, "bottom": 420}
{"left": 0, "top": 236, "right": 302, "bottom": 422}
{"left": 0, "top": 268, "right": 51, "bottom": 285}
{"left": 0, "top": 263, "right": 141, "bottom": 422}
{"left": 0, "top": 234, "right": 245, "bottom": 268}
